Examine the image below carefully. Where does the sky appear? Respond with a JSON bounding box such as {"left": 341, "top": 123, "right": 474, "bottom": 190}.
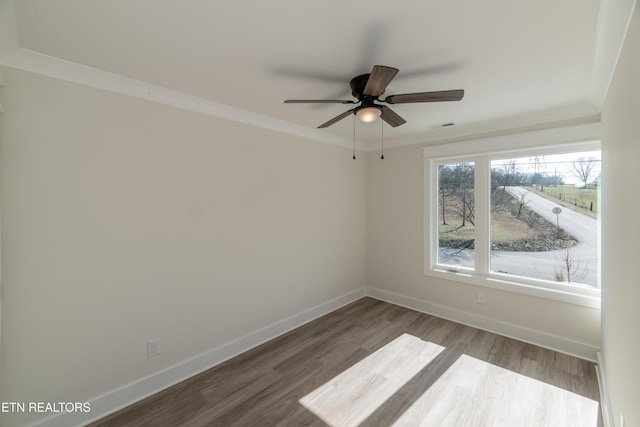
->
{"left": 491, "top": 150, "right": 601, "bottom": 185}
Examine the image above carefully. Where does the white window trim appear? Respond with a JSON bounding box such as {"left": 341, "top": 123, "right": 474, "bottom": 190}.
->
{"left": 423, "top": 123, "right": 601, "bottom": 309}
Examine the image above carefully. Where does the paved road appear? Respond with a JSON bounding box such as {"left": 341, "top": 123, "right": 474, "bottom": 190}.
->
{"left": 505, "top": 187, "right": 597, "bottom": 246}
{"left": 440, "top": 187, "right": 599, "bottom": 287}
{"left": 497, "top": 187, "right": 598, "bottom": 286}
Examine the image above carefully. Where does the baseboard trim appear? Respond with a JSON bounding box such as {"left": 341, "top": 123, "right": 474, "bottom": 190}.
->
{"left": 596, "top": 352, "right": 614, "bottom": 427}
{"left": 365, "top": 287, "right": 599, "bottom": 362}
{"left": 35, "top": 285, "right": 599, "bottom": 426}
{"left": 35, "top": 288, "right": 367, "bottom": 427}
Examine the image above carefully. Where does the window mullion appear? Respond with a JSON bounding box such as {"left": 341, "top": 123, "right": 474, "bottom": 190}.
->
{"left": 474, "top": 156, "right": 490, "bottom": 276}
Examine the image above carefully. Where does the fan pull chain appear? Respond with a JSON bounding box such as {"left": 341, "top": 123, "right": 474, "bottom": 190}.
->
{"left": 352, "top": 115, "right": 356, "bottom": 160}
{"left": 380, "top": 119, "right": 385, "bottom": 160}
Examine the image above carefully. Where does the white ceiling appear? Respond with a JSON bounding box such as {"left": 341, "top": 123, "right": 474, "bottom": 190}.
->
{"left": 4, "top": 0, "right": 604, "bottom": 145}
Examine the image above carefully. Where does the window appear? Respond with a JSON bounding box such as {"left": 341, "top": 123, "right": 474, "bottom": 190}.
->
{"left": 438, "top": 161, "right": 475, "bottom": 269}
{"left": 424, "top": 124, "right": 601, "bottom": 307}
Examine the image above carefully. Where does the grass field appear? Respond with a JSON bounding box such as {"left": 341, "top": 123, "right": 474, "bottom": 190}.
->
{"left": 439, "top": 209, "right": 529, "bottom": 244}
{"left": 527, "top": 185, "right": 599, "bottom": 219}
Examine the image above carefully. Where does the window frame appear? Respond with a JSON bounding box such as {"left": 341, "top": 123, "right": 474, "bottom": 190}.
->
{"left": 423, "top": 123, "right": 601, "bottom": 308}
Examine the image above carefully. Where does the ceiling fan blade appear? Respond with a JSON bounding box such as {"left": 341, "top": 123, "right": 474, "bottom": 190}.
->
{"left": 318, "top": 109, "right": 355, "bottom": 128}
{"left": 384, "top": 89, "right": 464, "bottom": 104}
{"left": 380, "top": 106, "right": 406, "bottom": 127}
{"left": 363, "top": 65, "right": 399, "bottom": 97}
{"left": 285, "top": 99, "right": 356, "bottom": 104}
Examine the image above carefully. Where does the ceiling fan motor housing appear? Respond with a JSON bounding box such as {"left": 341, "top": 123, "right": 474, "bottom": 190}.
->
{"left": 350, "top": 74, "right": 373, "bottom": 100}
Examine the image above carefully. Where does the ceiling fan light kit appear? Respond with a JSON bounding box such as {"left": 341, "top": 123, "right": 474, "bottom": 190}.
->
{"left": 355, "top": 106, "right": 381, "bottom": 123}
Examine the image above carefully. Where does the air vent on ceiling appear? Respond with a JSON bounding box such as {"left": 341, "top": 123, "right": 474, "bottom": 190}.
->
{"left": 429, "top": 122, "right": 455, "bottom": 129}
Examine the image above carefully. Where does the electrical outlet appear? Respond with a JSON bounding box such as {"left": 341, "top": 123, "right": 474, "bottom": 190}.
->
{"left": 478, "top": 293, "right": 486, "bottom": 304}
{"left": 147, "top": 339, "right": 160, "bottom": 358}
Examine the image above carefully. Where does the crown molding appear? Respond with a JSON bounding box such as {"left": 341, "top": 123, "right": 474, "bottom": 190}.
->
{"left": 1, "top": 47, "right": 605, "bottom": 154}
{"left": 0, "top": 48, "right": 364, "bottom": 151}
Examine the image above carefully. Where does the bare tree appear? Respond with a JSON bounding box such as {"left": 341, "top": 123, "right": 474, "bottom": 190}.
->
{"left": 458, "top": 187, "right": 475, "bottom": 226}
{"left": 438, "top": 163, "right": 474, "bottom": 227}
{"left": 571, "top": 157, "right": 598, "bottom": 188}
{"left": 553, "top": 248, "right": 587, "bottom": 283}
{"left": 438, "top": 164, "right": 452, "bottom": 225}
{"left": 440, "top": 188, "right": 447, "bottom": 225}
{"left": 493, "top": 159, "right": 518, "bottom": 209}
{"left": 515, "top": 191, "right": 529, "bottom": 219}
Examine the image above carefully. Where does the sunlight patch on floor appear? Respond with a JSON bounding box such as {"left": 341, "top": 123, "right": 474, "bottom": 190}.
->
{"left": 299, "top": 333, "right": 445, "bottom": 427}
{"left": 392, "top": 354, "right": 599, "bottom": 427}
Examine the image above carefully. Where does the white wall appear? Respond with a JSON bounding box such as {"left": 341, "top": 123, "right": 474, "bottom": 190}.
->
{"left": 0, "top": 68, "right": 366, "bottom": 426}
{"left": 365, "top": 142, "right": 601, "bottom": 355}
{"left": 0, "top": 0, "right": 19, "bottom": 58}
{"left": 601, "top": 5, "right": 640, "bottom": 427}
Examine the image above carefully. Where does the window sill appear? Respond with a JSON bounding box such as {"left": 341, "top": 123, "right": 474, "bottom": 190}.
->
{"left": 425, "top": 267, "right": 601, "bottom": 309}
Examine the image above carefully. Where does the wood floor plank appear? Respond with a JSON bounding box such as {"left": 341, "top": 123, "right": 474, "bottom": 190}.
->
{"left": 89, "top": 298, "right": 601, "bottom": 427}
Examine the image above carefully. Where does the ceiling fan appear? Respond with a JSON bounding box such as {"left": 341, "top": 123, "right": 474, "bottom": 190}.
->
{"left": 284, "top": 65, "right": 464, "bottom": 128}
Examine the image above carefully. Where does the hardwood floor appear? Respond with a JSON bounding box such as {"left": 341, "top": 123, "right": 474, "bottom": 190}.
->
{"left": 89, "top": 298, "right": 601, "bottom": 426}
